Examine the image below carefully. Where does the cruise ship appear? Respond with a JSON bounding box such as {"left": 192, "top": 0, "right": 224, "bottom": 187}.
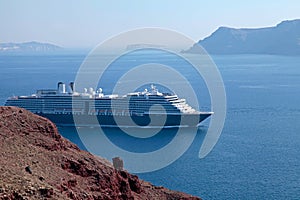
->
{"left": 5, "top": 82, "right": 213, "bottom": 127}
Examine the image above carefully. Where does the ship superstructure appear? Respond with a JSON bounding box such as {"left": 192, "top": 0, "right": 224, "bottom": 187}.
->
{"left": 5, "top": 82, "right": 213, "bottom": 127}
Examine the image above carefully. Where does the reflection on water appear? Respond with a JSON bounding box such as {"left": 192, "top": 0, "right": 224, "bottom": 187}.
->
{"left": 58, "top": 126, "right": 208, "bottom": 171}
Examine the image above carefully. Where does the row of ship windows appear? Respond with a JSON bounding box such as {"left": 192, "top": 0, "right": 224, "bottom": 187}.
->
{"left": 7, "top": 105, "right": 187, "bottom": 112}
{"left": 8, "top": 102, "right": 183, "bottom": 108}
{"left": 11, "top": 104, "right": 185, "bottom": 109}
{"left": 6, "top": 106, "right": 183, "bottom": 113}
{"left": 8, "top": 101, "right": 187, "bottom": 108}
{"left": 19, "top": 96, "right": 179, "bottom": 100}
{"left": 31, "top": 109, "right": 181, "bottom": 115}
{"left": 8, "top": 107, "right": 183, "bottom": 112}
{"left": 10, "top": 99, "right": 183, "bottom": 104}
{"left": 15, "top": 98, "right": 184, "bottom": 104}
{"left": 15, "top": 106, "right": 182, "bottom": 113}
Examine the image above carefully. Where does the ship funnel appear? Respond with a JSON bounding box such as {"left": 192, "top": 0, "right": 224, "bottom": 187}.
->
{"left": 69, "top": 82, "right": 75, "bottom": 93}
{"left": 57, "top": 82, "right": 66, "bottom": 93}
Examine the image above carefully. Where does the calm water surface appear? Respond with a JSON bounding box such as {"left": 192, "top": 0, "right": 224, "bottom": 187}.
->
{"left": 0, "top": 53, "right": 299, "bottom": 199}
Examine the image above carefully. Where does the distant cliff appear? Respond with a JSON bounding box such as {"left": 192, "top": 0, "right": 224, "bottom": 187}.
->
{"left": 185, "top": 19, "right": 300, "bottom": 55}
{"left": 0, "top": 106, "right": 200, "bottom": 200}
{"left": 0, "top": 41, "right": 62, "bottom": 53}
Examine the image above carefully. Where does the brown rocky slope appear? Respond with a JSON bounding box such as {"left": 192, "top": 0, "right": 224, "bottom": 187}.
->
{"left": 0, "top": 106, "right": 200, "bottom": 200}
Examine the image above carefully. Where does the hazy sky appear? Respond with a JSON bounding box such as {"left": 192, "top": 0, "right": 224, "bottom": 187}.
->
{"left": 1, "top": 0, "right": 300, "bottom": 48}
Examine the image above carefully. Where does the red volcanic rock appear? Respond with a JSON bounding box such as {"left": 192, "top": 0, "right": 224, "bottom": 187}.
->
{"left": 0, "top": 106, "right": 200, "bottom": 200}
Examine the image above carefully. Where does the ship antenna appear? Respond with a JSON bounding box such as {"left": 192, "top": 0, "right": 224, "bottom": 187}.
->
{"left": 151, "top": 84, "right": 155, "bottom": 91}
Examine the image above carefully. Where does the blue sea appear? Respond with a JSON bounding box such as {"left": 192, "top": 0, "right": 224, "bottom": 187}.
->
{"left": 0, "top": 53, "right": 299, "bottom": 199}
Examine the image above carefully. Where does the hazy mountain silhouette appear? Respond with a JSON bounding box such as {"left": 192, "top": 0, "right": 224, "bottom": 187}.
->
{"left": 185, "top": 19, "right": 300, "bottom": 55}
{"left": 0, "top": 41, "right": 62, "bottom": 52}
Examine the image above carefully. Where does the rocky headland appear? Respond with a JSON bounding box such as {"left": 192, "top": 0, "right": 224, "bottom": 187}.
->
{"left": 185, "top": 19, "right": 300, "bottom": 55}
{"left": 0, "top": 106, "right": 200, "bottom": 200}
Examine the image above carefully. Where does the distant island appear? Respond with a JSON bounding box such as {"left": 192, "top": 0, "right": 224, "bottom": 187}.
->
{"left": 184, "top": 19, "right": 300, "bottom": 55}
{"left": 0, "top": 41, "right": 62, "bottom": 53}
{"left": 126, "top": 44, "right": 166, "bottom": 51}
{"left": 3, "top": 20, "right": 300, "bottom": 56}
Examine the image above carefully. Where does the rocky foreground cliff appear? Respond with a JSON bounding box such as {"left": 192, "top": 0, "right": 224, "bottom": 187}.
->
{"left": 0, "top": 106, "right": 200, "bottom": 200}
